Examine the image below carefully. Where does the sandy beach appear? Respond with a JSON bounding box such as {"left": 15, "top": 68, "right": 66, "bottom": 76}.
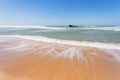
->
{"left": 1, "top": 0, "right": 120, "bottom": 79}
{"left": 0, "top": 35, "right": 120, "bottom": 80}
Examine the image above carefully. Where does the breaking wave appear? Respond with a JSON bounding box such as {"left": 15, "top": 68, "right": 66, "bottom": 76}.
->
{"left": 0, "top": 35, "right": 120, "bottom": 50}
{"left": 0, "top": 25, "right": 67, "bottom": 30}
{"left": 82, "top": 26, "right": 120, "bottom": 31}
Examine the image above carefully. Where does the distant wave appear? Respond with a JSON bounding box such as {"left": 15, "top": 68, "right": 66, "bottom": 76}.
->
{"left": 0, "top": 25, "right": 67, "bottom": 30}
{"left": 0, "top": 25, "right": 120, "bottom": 31}
{"left": 0, "top": 35, "right": 120, "bottom": 50}
{"left": 81, "top": 26, "right": 120, "bottom": 31}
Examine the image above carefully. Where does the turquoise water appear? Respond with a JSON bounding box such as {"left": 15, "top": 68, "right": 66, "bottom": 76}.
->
{"left": 0, "top": 25, "right": 120, "bottom": 43}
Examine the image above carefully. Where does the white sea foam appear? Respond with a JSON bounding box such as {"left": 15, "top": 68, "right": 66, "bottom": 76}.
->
{"left": 4, "top": 44, "right": 28, "bottom": 50}
{"left": 0, "top": 35, "right": 120, "bottom": 61}
{"left": 0, "top": 35, "right": 18, "bottom": 42}
{"left": 56, "top": 48, "right": 84, "bottom": 59}
{"left": 0, "top": 25, "right": 67, "bottom": 30}
{"left": 82, "top": 26, "right": 120, "bottom": 31}
{"left": 0, "top": 35, "right": 120, "bottom": 50}
{"left": 103, "top": 50, "right": 120, "bottom": 62}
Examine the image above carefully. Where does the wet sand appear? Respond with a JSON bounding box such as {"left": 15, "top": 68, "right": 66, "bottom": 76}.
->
{"left": 0, "top": 36, "right": 120, "bottom": 80}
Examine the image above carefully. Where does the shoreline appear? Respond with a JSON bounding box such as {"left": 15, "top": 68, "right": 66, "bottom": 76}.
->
{"left": 0, "top": 35, "right": 120, "bottom": 50}
{"left": 0, "top": 35, "right": 120, "bottom": 80}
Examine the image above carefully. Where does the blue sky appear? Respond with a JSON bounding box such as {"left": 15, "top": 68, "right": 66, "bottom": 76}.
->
{"left": 0, "top": 0, "right": 120, "bottom": 25}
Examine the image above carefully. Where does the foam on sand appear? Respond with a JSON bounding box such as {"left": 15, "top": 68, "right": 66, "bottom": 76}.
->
{"left": 0, "top": 35, "right": 120, "bottom": 80}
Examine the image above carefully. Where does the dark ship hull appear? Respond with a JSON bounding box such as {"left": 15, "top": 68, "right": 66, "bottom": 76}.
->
{"left": 69, "top": 25, "right": 78, "bottom": 27}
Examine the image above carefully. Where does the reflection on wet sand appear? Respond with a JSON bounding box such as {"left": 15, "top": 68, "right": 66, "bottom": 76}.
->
{"left": 0, "top": 36, "right": 120, "bottom": 80}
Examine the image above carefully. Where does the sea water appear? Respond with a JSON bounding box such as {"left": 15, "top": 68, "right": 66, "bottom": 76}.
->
{"left": 0, "top": 25, "right": 120, "bottom": 43}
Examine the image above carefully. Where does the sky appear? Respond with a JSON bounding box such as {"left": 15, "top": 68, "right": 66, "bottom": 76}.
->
{"left": 0, "top": 0, "right": 120, "bottom": 25}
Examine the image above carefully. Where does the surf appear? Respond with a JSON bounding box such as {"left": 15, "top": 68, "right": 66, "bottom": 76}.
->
{"left": 0, "top": 35, "right": 120, "bottom": 50}
{"left": 82, "top": 26, "right": 120, "bottom": 31}
{"left": 0, "top": 25, "right": 67, "bottom": 30}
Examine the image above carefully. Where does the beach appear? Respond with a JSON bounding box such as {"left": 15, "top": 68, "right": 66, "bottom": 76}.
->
{"left": 1, "top": 0, "right": 120, "bottom": 79}
{"left": 0, "top": 35, "right": 120, "bottom": 80}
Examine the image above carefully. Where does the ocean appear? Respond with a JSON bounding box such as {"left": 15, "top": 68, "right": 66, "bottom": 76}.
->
{"left": 0, "top": 25, "right": 120, "bottom": 43}
{"left": 0, "top": 25, "right": 120, "bottom": 80}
